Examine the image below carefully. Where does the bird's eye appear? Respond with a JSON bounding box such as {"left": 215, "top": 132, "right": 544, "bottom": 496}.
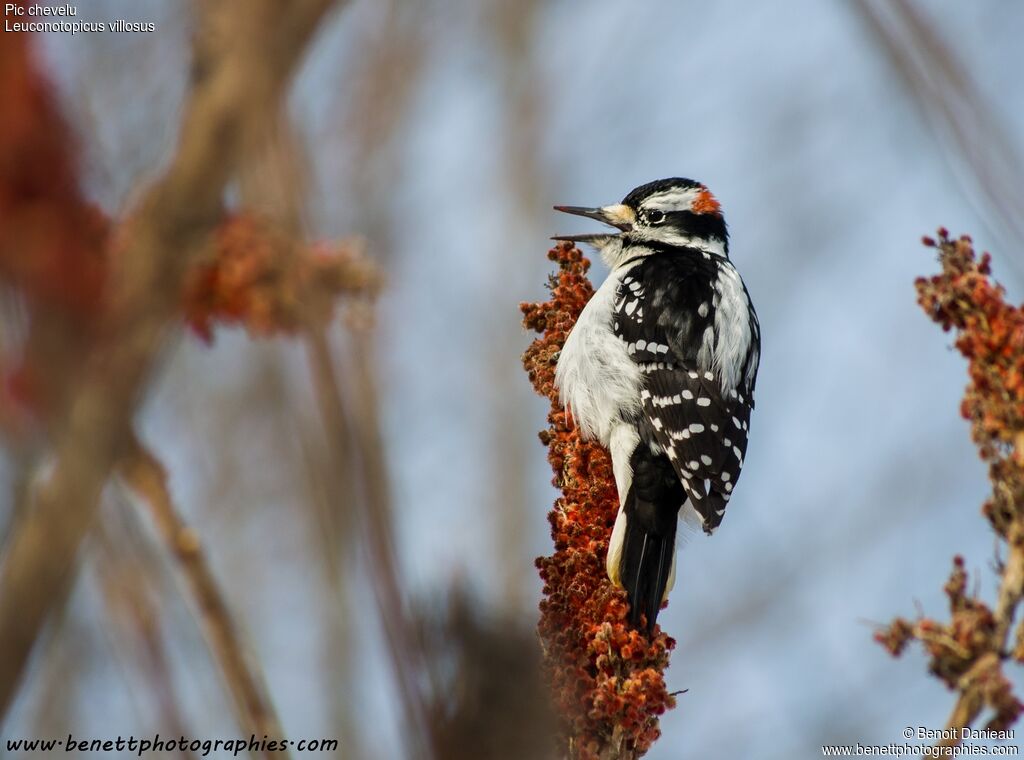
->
{"left": 647, "top": 210, "right": 665, "bottom": 224}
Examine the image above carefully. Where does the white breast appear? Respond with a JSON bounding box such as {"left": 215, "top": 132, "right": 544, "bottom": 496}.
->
{"left": 555, "top": 264, "right": 642, "bottom": 445}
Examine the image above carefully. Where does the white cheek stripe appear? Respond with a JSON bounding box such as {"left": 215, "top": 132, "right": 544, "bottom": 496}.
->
{"left": 642, "top": 187, "right": 700, "bottom": 211}
{"left": 652, "top": 229, "right": 727, "bottom": 256}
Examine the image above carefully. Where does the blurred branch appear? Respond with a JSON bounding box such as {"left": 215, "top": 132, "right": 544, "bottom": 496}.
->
{"left": 232, "top": 44, "right": 379, "bottom": 756}
{"left": 23, "top": 598, "right": 86, "bottom": 749}
{"left": 238, "top": 115, "right": 311, "bottom": 237}
{"left": 937, "top": 656, "right": 989, "bottom": 748}
{"left": 294, "top": 422, "right": 364, "bottom": 759}
{"left": 0, "top": 0, "right": 336, "bottom": 723}
{"left": 305, "top": 323, "right": 436, "bottom": 758}
{"left": 483, "top": 0, "right": 549, "bottom": 614}
{"left": 347, "top": 322, "right": 427, "bottom": 738}
{"left": 117, "top": 437, "right": 286, "bottom": 758}
{"left": 323, "top": 0, "right": 429, "bottom": 256}
{"left": 93, "top": 520, "right": 198, "bottom": 760}
{"left": 852, "top": 0, "right": 1024, "bottom": 272}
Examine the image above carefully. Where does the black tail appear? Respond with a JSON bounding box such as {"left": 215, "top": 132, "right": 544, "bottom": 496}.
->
{"left": 619, "top": 448, "right": 684, "bottom": 635}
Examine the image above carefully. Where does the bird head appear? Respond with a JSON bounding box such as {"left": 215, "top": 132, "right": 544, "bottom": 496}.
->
{"left": 554, "top": 177, "right": 728, "bottom": 266}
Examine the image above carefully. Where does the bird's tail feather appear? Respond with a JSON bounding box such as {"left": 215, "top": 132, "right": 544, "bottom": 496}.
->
{"left": 620, "top": 508, "right": 677, "bottom": 636}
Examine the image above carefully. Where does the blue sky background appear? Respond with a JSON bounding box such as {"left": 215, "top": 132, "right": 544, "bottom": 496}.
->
{"left": 5, "top": 0, "right": 1024, "bottom": 757}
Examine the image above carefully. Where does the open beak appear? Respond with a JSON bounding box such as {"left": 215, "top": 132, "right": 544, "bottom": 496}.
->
{"left": 552, "top": 203, "right": 634, "bottom": 243}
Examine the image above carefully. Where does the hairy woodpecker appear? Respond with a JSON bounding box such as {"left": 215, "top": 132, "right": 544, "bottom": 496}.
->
{"left": 552, "top": 178, "right": 760, "bottom": 634}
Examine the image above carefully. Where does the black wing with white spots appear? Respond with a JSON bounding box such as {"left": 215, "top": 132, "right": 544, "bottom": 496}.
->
{"left": 613, "top": 250, "right": 759, "bottom": 532}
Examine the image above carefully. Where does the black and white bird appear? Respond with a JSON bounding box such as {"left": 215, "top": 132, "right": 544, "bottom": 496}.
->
{"left": 553, "top": 178, "right": 760, "bottom": 635}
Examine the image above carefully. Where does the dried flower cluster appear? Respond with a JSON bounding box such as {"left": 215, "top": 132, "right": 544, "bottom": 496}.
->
{"left": 916, "top": 231, "right": 1024, "bottom": 540}
{"left": 521, "top": 243, "right": 675, "bottom": 760}
{"left": 181, "top": 214, "right": 381, "bottom": 343}
{"left": 876, "top": 229, "right": 1024, "bottom": 736}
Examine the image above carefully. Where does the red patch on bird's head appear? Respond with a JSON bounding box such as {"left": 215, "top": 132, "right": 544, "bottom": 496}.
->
{"left": 692, "top": 187, "right": 721, "bottom": 216}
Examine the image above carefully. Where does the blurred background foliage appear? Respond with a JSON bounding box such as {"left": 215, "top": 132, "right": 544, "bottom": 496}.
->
{"left": 2, "top": 0, "right": 1024, "bottom": 757}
